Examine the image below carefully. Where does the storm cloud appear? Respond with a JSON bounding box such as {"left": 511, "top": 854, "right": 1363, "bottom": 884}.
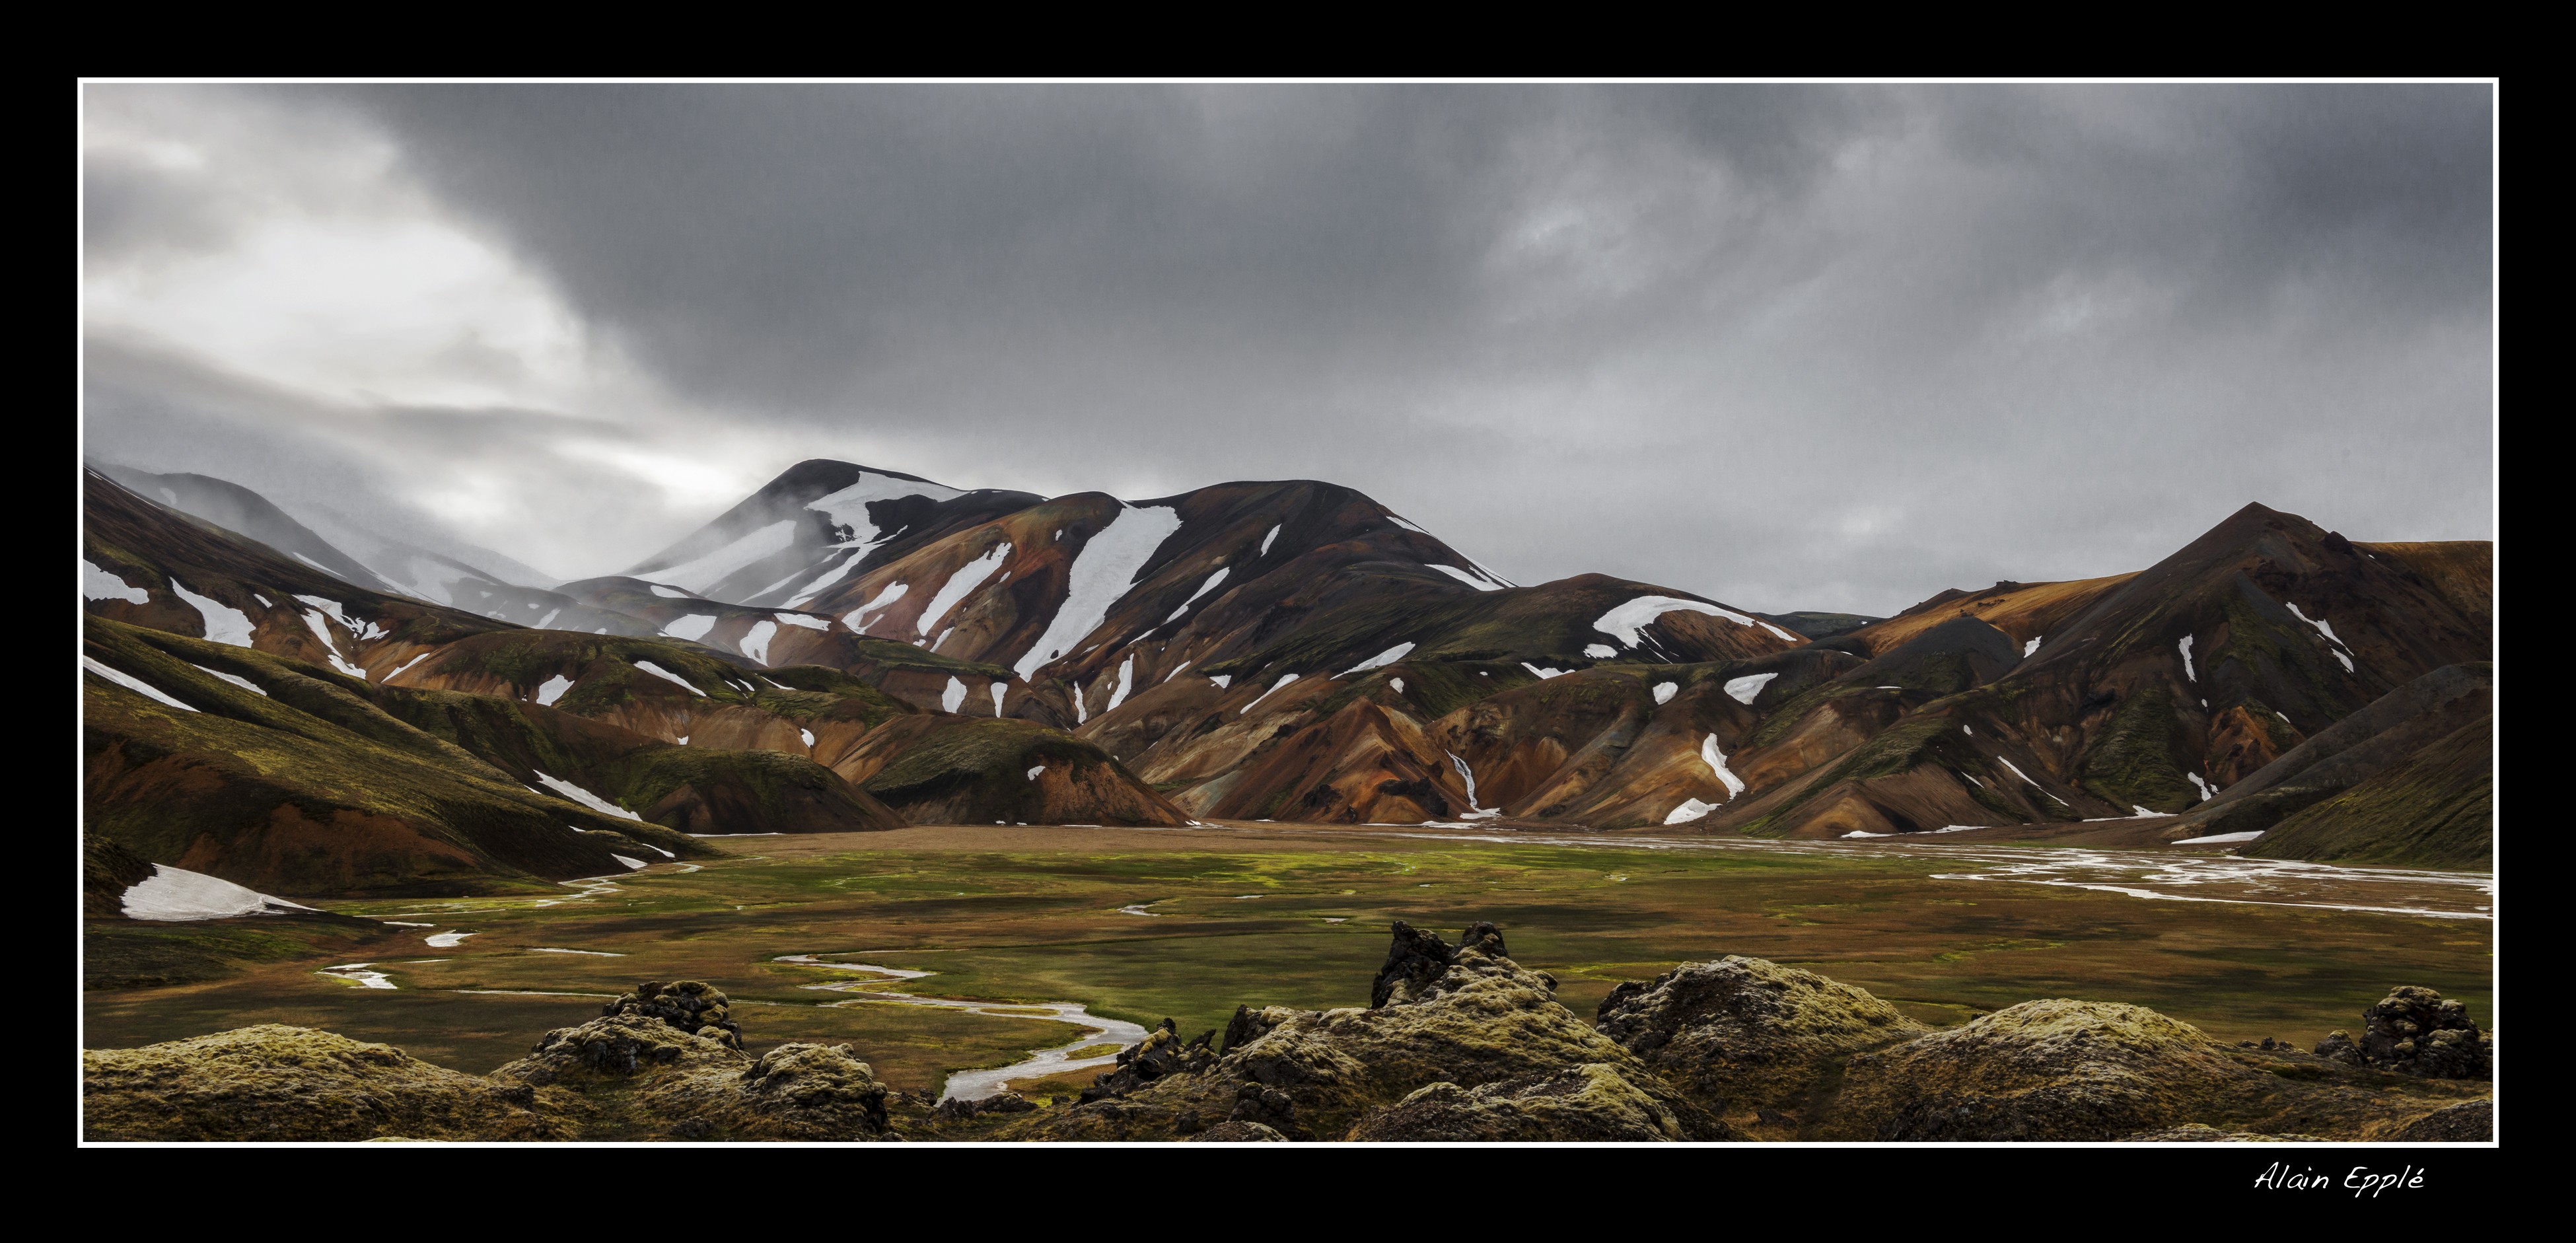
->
{"left": 80, "top": 83, "right": 2493, "bottom": 611}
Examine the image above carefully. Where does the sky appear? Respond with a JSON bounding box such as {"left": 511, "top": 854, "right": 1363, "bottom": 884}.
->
{"left": 80, "top": 83, "right": 2495, "bottom": 614}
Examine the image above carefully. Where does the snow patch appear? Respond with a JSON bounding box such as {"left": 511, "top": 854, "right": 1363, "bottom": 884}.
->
{"left": 1584, "top": 643, "right": 1618, "bottom": 658}
{"left": 83, "top": 559, "right": 149, "bottom": 603}
{"left": 1664, "top": 799, "right": 1717, "bottom": 826}
{"left": 1209, "top": 674, "right": 1233, "bottom": 690}
{"left": 660, "top": 614, "right": 717, "bottom": 643}
{"left": 1521, "top": 662, "right": 1566, "bottom": 680}
{"left": 385, "top": 653, "right": 433, "bottom": 681}
{"left": 83, "top": 656, "right": 196, "bottom": 711}
{"left": 2024, "top": 635, "right": 2043, "bottom": 657}
{"left": 121, "top": 863, "right": 313, "bottom": 920}
{"left": 806, "top": 472, "right": 965, "bottom": 546}
{"left": 631, "top": 661, "right": 705, "bottom": 696}
{"left": 942, "top": 676, "right": 968, "bottom": 713}
{"left": 2175, "top": 831, "right": 2265, "bottom": 845}
{"left": 1240, "top": 672, "right": 1299, "bottom": 714}
{"left": 534, "top": 674, "right": 574, "bottom": 706}
{"left": 774, "top": 612, "right": 829, "bottom": 630}
{"left": 1026, "top": 765, "right": 1046, "bottom": 781}
{"left": 1340, "top": 642, "right": 1415, "bottom": 677}
{"left": 1427, "top": 564, "right": 1499, "bottom": 591}
{"left": 1164, "top": 566, "right": 1232, "bottom": 623}
{"left": 612, "top": 855, "right": 649, "bottom": 870}
{"left": 192, "top": 664, "right": 266, "bottom": 696}
{"left": 845, "top": 581, "right": 908, "bottom": 631}
{"left": 991, "top": 681, "right": 1009, "bottom": 716}
{"left": 1106, "top": 655, "right": 1136, "bottom": 712}
{"left": 168, "top": 578, "right": 255, "bottom": 646}
{"left": 1653, "top": 681, "right": 1679, "bottom": 705}
{"left": 1700, "top": 734, "right": 1746, "bottom": 799}
{"left": 2178, "top": 635, "right": 2196, "bottom": 682}
{"left": 740, "top": 620, "right": 779, "bottom": 665}
{"left": 917, "top": 542, "right": 1012, "bottom": 635}
{"left": 1390, "top": 678, "right": 1405, "bottom": 693}
{"left": 298, "top": 610, "right": 370, "bottom": 679}
{"left": 1723, "top": 672, "right": 1777, "bottom": 705}
{"left": 2187, "top": 772, "right": 2215, "bottom": 802}
{"left": 530, "top": 769, "right": 643, "bottom": 820}
{"left": 1014, "top": 504, "right": 1184, "bottom": 680}
{"left": 786, "top": 551, "right": 864, "bottom": 608}
{"left": 1593, "top": 595, "right": 1760, "bottom": 647}
{"left": 1258, "top": 524, "right": 1281, "bottom": 556}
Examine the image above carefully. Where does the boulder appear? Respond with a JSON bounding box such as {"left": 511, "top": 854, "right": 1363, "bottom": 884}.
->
{"left": 1345, "top": 1063, "right": 1722, "bottom": 1142}
{"left": 83, "top": 1024, "right": 552, "bottom": 1142}
{"left": 1592, "top": 956, "right": 1927, "bottom": 1114}
{"left": 2312, "top": 987, "right": 2490, "bottom": 1079}
{"left": 603, "top": 979, "right": 743, "bottom": 1051}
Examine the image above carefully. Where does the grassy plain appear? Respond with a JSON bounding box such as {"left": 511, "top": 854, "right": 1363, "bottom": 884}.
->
{"left": 83, "top": 824, "right": 2492, "bottom": 1094}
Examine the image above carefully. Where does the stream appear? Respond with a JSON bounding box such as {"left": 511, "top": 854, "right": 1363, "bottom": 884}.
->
{"left": 774, "top": 954, "right": 1149, "bottom": 1101}
{"left": 1374, "top": 826, "right": 2493, "bottom": 920}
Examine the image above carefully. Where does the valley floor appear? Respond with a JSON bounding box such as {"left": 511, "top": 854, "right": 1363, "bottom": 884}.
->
{"left": 82, "top": 822, "right": 2492, "bottom": 1100}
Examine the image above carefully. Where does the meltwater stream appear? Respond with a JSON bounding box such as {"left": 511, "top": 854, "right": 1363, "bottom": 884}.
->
{"left": 775, "top": 954, "right": 1150, "bottom": 1101}
{"left": 1367, "top": 827, "right": 2494, "bottom": 920}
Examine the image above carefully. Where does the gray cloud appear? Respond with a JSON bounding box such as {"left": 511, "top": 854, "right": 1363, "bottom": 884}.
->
{"left": 83, "top": 83, "right": 2492, "bottom": 613}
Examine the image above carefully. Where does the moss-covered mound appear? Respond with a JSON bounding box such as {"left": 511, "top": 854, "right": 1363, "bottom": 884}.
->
{"left": 83, "top": 1025, "right": 555, "bottom": 1141}
{"left": 1343, "top": 1063, "right": 1717, "bottom": 1141}
{"left": 1593, "top": 956, "right": 1929, "bottom": 1115}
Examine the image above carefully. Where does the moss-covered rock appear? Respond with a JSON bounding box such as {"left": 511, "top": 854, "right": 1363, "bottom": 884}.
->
{"left": 1826, "top": 999, "right": 2254, "bottom": 1140}
{"left": 1344, "top": 1063, "right": 1720, "bottom": 1141}
{"left": 83, "top": 1025, "right": 554, "bottom": 1141}
{"left": 1593, "top": 956, "right": 1928, "bottom": 1115}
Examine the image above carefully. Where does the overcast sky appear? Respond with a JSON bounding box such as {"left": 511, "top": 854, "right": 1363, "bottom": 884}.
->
{"left": 80, "top": 83, "right": 2494, "bottom": 614}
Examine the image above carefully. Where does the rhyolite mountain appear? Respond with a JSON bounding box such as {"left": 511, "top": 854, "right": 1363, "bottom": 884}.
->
{"left": 82, "top": 471, "right": 1186, "bottom": 899}
{"left": 85, "top": 458, "right": 2493, "bottom": 880}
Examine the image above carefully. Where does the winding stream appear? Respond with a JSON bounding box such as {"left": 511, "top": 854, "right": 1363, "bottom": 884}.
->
{"left": 774, "top": 954, "right": 1149, "bottom": 1101}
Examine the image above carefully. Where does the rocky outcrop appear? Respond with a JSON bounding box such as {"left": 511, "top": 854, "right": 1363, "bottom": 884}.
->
{"left": 1081, "top": 1019, "right": 1217, "bottom": 1100}
{"left": 603, "top": 980, "right": 744, "bottom": 1050}
{"left": 494, "top": 1014, "right": 892, "bottom": 1140}
{"left": 83, "top": 1024, "right": 554, "bottom": 1141}
{"left": 2312, "top": 986, "right": 2491, "bottom": 1079}
{"left": 1593, "top": 956, "right": 1927, "bottom": 1115}
{"left": 1344, "top": 1063, "right": 1720, "bottom": 1141}
{"left": 1018, "top": 920, "right": 1665, "bottom": 1141}
{"left": 1826, "top": 999, "right": 2256, "bottom": 1141}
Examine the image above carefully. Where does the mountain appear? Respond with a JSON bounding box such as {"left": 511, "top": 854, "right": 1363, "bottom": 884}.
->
{"left": 92, "top": 462, "right": 569, "bottom": 612}
{"left": 82, "top": 472, "right": 1194, "bottom": 898}
{"left": 85, "top": 460, "right": 2493, "bottom": 875}
{"left": 91, "top": 464, "right": 400, "bottom": 593}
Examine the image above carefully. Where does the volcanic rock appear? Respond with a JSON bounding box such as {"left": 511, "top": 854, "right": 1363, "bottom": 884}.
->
{"left": 82, "top": 1024, "right": 552, "bottom": 1141}
{"left": 2311, "top": 986, "right": 2490, "bottom": 1079}
{"left": 1344, "top": 1062, "right": 1721, "bottom": 1142}
{"left": 1593, "top": 955, "right": 1927, "bottom": 1114}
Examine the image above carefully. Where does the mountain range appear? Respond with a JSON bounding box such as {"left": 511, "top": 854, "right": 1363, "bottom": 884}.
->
{"left": 81, "top": 458, "right": 2493, "bottom": 900}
